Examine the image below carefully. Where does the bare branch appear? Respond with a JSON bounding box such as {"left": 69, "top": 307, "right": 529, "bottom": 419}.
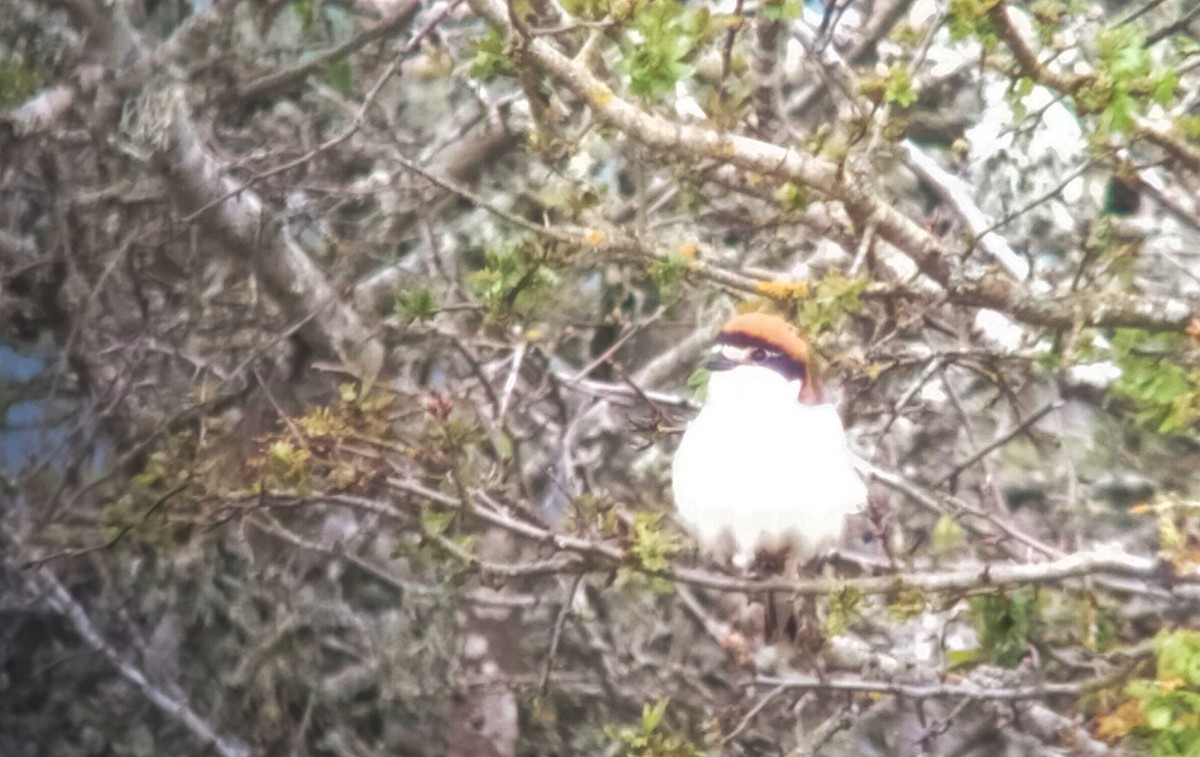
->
{"left": 900, "top": 140, "right": 1030, "bottom": 280}
{"left": 24, "top": 564, "right": 251, "bottom": 757}
{"left": 375, "top": 479, "right": 1200, "bottom": 598}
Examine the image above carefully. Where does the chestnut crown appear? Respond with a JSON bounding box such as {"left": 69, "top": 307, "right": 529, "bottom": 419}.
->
{"left": 707, "top": 312, "right": 819, "bottom": 402}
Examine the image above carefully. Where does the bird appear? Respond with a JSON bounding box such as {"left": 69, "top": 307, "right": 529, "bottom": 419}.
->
{"left": 672, "top": 311, "right": 867, "bottom": 574}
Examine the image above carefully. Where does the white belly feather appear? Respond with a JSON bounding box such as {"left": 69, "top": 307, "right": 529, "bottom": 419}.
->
{"left": 672, "top": 368, "right": 866, "bottom": 562}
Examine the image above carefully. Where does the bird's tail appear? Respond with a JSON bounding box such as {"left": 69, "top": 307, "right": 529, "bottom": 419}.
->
{"left": 765, "top": 591, "right": 825, "bottom": 657}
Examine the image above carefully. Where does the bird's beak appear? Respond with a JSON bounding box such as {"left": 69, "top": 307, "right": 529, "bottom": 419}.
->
{"left": 704, "top": 355, "right": 739, "bottom": 372}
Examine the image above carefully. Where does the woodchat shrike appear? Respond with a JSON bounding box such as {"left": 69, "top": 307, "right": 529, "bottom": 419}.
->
{"left": 672, "top": 312, "right": 867, "bottom": 569}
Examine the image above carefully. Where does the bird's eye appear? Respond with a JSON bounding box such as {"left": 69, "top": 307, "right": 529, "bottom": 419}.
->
{"left": 750, "top": 348, "right": 768, "bottom": 362}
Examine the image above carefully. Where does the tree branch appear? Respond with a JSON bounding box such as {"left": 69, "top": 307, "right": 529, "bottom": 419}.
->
{"left": 370, "top": 480, "right": 1200, "bottom": 598}
{"left": 24, "top": 564, "right": 251, "bottom": 757}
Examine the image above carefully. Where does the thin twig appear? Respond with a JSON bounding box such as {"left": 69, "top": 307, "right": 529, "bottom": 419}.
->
{"left": 182, "top": 0, "right": 463, "bottom": 224}
{"left": 722, "top": 684, "right": 787, "bottom": 745}
{"left": 539, "top": 574, "right": 583, "bottom": 695}
{"left": 932, "top": 399, "right": 1064, "bottom": 489}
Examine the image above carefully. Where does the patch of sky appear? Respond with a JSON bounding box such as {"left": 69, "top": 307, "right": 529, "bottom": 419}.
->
{"left": 0, "top": 346, "right": 46, "bottom": 382}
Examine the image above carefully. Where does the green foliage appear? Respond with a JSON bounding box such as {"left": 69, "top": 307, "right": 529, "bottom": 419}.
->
{"left": 619, "top": 511, "right": 680, "bottom": 593}
{"left": 797, "top": 271, "right": 870, "bottom": 337}
{"left": 413, "top": 506, "right": 476, "bottom": 566}
{"left": 327, "top": 56, "right": 353, "bottom": 97}
{"left": 825, "top": 585, "right": 864, "bottom": 636}
{"left": 560, "top": 0, "right": 613, "bottom": 21}
{"left": 684, "top": 365, "right": 710, "bottom": 400}
{"left": 395, "top": 286, "right": 439, "bottom": 323}
{"left": 0, "top": 61, "right": 43, "bottom": 107}
{"left": 133, "top": 446, "right": 190, "bottom": 491}
{"left": 1092, "top": 25, "right": 1179, "bottom": 134}
{"left": 618, "top": 1, "right": 711, "bottom": 100}
{"left": 773, "top": 182, "right": 809, "bottom": 212}
{"left": 291, "top": 0, "right": 318, "bottom": 32}
{"left": 969, "top": 588, "right": 1038, "bottom": 668}
{"left": 945, "top": 0, "right": 999, "bottom": 47}
{"left": 890, "top": 24, "right": 924, "bottom": 48}
{"left": 95, "top": 435, "right": 199, "bottom": 550}
{"left": 606, "top": 698, "right": 706, "bottom": 757}
{"left": 1007, "top": 76, "right": 1035, "bottom": 123}
{"left": 882, "top": 65, "right": 918, "bottom": 108}
{"left": 1109, "top": 330, "right": 1200, "bottom": 435}
{"left": 629, "top": 512, "right": 679, "bottom": 572}
{"left": 296, "top": 406, "right": 350, "bottom": 438}
{"left": 647, "top": 248, "right": 693, "bottom": 300}
{"left": 887, "top": 586, "right": 928, "bottom": 622}
{"left": 420, "top": 506, "right": 456, "bottom": 537}
{"left": 931, "top": 514, "right": 966, "bottom": 555}
{"left": 1180, "top": 115, "right": 1200, "bottom": 141}
{"left": 97, "top": 493, "right": 178, "bottom": 551}
{"left": 470, "top": 25, "right": 515, "bottom": 81}
{"left": 265, "top": 440, "right": 313, "bottom": 493}
{"left": 1029, "top": 0, "right": 1068, "bottom": 43}
{"left": 416, "top": 400, "right": 490, "bottom": 479}
{"left": 1099, "top": 630, "right": 1200, "bottom": 755}
{"left": 468, "top": 238, "right": 559, "bottom": 321}
{"left": 759, "top": 0, "right": 801, "bottom": 23}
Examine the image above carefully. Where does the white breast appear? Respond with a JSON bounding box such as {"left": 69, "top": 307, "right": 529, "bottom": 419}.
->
{"left": 672, "top": 366, "right": 866, "bottom": 563}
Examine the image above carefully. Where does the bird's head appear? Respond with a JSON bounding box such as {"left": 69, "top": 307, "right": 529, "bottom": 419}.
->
{"left": 704, "top": 312, "right": 820, "bottom": 405}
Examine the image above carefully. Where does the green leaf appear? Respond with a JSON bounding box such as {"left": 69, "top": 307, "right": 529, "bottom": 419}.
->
{"left": 825, "top": 585, "right": 864, "bottom": 636}
{"left": 1146, "top": 705, "right": 1173, "bottom": 731}
{"left": 969, "top": 588, "right": 1038, "bottom": 668}
{"left": 797, "top": 271, "right": 870, "bottom": 337}
{"left": 327, "top": 56, "right": 353, "bottom": 97}
{"left": 560, "top": 0, "right": 611, "bottom": 20}
{"left": 607, "top": 696, "right": 705, "bottom": 756}
{"left": 684, "top": 366, "right": 710, "bottom": 400}
{"left": 642, "top": 698, "right": 669, "bottom": 734}
{"left": 0, "top": 61, "right": 45, "bottom": 107}
{"left": 1099, "top": 26, "right": 1149, "bottom": 79}
{"left": 1091, "top": 25, "right": 1181, "bottom": 134}
{"left": 628, "top": 511, "right": 680, "bottom": 574}
{"left": 647, "top": 249, "right": 692, "bottom": 300}
{"left": 469, "top": 25, "right": 514, "bottom": 81}
{"left": 292, "top": 0, "right": 317, "bottom": 32}
{"left": 420, "top": 507, "right": 455, "bottom": 536}
{"left": 883, "top": 65, "right": 918, "bottom": 107}
{"left": 931, "top": 514, "right": 966, "bottom": 555}
{"left": 618, "top": 1, "right": 711, "bottom": 100}
{"left": 395, "top": 287, "right": 439, "bottom": 322}
{"left": 947, "top": 648, "right": 980, "bottom": 669}
{"left": 1102, "top": 89, "right": 1135, "bottom": 134}
{"left": 1108, "top": 329, "right": 1200, "bottom": 436}
{"left": 1152, "top": 71, "right": 1180, "bottom": 107}
{"left": 760, "top": 0, "right": 801, "bottom": 22}
{"left": 888, "top": 587, "right": 927, "bottom": 621}
{"left": 946, "top": 0, "right": 999, "bottom": 46}
{"left": 468, "top": 238, "right": 560, "bottom": 321}
{"left": 773, "top": 182, "right": 809, "bottom": 211}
